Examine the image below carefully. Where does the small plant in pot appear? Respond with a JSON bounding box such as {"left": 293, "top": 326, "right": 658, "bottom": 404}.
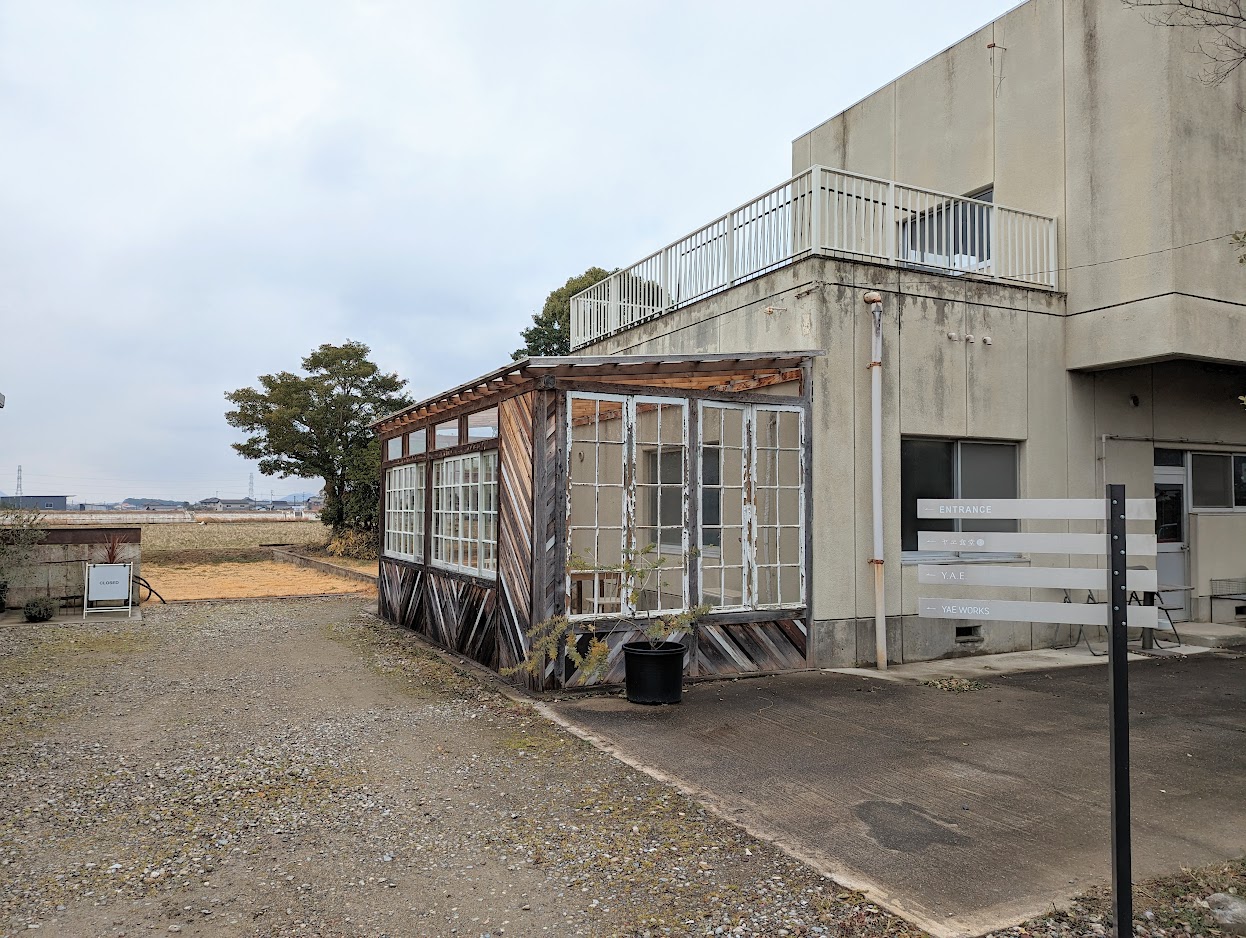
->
{"left": 509, "top": 545, "right": 708, "bottom": 704}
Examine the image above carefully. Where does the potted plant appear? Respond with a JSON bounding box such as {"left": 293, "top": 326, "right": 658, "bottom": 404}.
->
{"left": 509, "top": 545, "right": 708, "bottom": 705}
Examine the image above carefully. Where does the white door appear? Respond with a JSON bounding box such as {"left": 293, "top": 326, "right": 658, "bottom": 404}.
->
{"left": 1154, "top": 465, "right": 1190, "bottom": 621}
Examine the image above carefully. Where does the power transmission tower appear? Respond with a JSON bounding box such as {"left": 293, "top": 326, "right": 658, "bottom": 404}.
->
{"left": 15, "top": 465, "right": 22, "bottom": 497}
{"left": 248, "top": 473, "right": 254, "bottom": 502}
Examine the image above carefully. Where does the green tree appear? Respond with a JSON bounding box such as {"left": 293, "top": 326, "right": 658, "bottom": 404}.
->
{"left": 512, "top": 266, "right": 612, "bottom": 359}
{"left": 225, "top": 342, "right": 411, "bottom": 534}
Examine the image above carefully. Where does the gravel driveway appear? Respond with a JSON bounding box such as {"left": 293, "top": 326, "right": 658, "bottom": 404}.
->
{"left": 0, "top": 598, "right": 914, "bottom": 938}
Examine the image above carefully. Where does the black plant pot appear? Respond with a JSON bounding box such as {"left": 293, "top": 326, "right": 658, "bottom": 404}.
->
{"left": 623, "top": 641, "right": 685, "bottom": 705}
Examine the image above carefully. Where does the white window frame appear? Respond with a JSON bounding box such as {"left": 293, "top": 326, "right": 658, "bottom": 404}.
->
{"left": 431, "top": 451, "right": 498, "bottom": 580}
{"left": 383, "top": 463, "right": 424, "bottom": 562}
{"left": 697, "top": 402, "right": 806, "bottom": 612}
{"left": 566, "top": 393, "right": 689, "bottom": 621}
{"left": 1188, "top": 451, "right": 1246, "bottom": 512}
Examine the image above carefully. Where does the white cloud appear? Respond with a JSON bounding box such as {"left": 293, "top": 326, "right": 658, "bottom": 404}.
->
{"left": 0, "top": 0, "right": 1010, "bottom": 502}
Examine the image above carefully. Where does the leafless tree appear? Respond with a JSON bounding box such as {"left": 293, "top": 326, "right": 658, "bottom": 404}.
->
{"left": 1123, "top": 0, "right": 1246, "bottom": 83}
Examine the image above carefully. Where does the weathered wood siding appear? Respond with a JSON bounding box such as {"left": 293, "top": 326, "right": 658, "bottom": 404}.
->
{"left": 377, "top": 393, "right": 539, "bottom": 690}
{"left": 561, "top": 617, "right": 807, "bottom": 688}
{"left": 497, "top": 393, "right": 535, "bottom": 675}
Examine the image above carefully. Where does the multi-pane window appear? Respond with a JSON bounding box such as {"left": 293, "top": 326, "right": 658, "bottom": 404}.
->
{"left": 384, "top": 463, "right": 424, "bottom": 562}
{"left": 568, "top": 395, "right": 687, "bottom": 618}
{"left": 634, "top": 402, "right": 686, "bottom": 613}
{"left": 700, "top": 404, "right": 804, "bottom": 610}
{"left": 900, "top": 439, "right": 1019, "bottom": 552}
{"left": 1190, "top": 452, "right": 1246, "bottom": 509}
{"left": 754, "top": 409, "right": 803, "bottom": 605}
{"left": 431, "top": 451, "right": 498, "bottom": 579}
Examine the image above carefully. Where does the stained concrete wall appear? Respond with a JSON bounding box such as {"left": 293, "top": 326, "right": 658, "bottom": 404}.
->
{"left": 583, "top": 255, "right": 1080, "bottom": 665}
{"left": 4, "top": 529, "right": 143, "bottom": 612}
{"left": 582, "top": 254, "right": 1246, "bottom": 664}
{"left": 791, "top": 0, "right": 1246, "bottom": 370}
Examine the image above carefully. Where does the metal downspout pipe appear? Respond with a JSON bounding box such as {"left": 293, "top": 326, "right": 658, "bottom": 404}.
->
{"left": 864, "top": 291, "right": 888, "bottom": 671}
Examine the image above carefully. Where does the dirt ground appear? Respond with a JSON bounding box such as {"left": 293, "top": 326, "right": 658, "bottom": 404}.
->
{"left": 0, "top": 598, "right": 912, "bottom": 938}
{"left": 139, "top": 561, "right": 372, "bottom": 602}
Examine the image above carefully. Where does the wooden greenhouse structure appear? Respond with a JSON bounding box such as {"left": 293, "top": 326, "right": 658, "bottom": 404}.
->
{"left": 373, "top": 352, "right": 819, "bottom": 691}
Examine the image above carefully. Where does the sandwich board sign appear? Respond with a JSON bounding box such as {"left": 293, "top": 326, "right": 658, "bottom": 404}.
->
{"left": 917, "top": 488, "right": 1154, "bottom": 937}
{"left": 83, "top": 562, "right": 133, "bottom": 618}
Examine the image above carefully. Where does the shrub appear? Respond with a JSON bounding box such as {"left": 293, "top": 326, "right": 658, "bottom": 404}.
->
{"left": 327, "top": 529, "right": 377, "bottom": 562}
{"left": 23, "top": 597, "right": 58, "bottom": 623}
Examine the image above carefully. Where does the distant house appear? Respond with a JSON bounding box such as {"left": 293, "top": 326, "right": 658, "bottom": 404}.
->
{"left": 0, "top": 495, "right": 68, "bottom": 511}
{"left": 194, "top": 497, "right": 256, "bottom": 512}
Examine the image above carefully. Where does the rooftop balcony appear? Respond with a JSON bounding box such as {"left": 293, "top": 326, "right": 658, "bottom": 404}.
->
{"left": 570, "top": 165, "right": 1058, "bottom": 350}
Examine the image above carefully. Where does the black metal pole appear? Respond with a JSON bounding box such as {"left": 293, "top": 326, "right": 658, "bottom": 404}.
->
{"left": 1107, "top": 483, "right": 1133, "bottom": 937}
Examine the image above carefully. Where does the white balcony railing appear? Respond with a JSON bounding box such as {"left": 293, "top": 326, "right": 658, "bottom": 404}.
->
{"left": 570, "top": 165, "right": 1058, "bottom": 350}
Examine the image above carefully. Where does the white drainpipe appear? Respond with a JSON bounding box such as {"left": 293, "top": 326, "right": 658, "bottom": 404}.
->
{"left": 864, "top": 291, "right": 888, "bottom": 670}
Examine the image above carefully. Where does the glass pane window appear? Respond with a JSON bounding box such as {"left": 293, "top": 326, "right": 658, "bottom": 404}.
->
{"left": 408, "top": 429, "right": 427, "bottom": 456}
{"left": 699, "top": 403, "right": 804, "bottom": 611}
{"left": 901, "top": 439, "right": 1019, "bottom": 552}
{"left": 468, "top": 408, "right": 499, "bottom": 440}
{"left": 386, "top": 436, "right": 403, "bottom": 461}
{"left": 753, "top": 408, "right": 803, "bottom": 607}
{"left": 900, "top": 439, "right": 955, "bottom": 551}
{"left": 1236, "top": 456, "right": 1246, "bottom": 508}
{"left": 567, "top": 394, "right": 687, "bottom": 618}
{"left": 434, "top": 419, "right": 460, "bottom": 450}
{"left": 1191, "top": 453, "right": 1232, "bottom": 509}
{"left": 383, "top": 463, "right": 424, "bottom": 562}
{"left": 431, "top": 451, "right": 497, "bottom": 578}
{"left": 635, "top": 402, "right": 685, "bottom": 614}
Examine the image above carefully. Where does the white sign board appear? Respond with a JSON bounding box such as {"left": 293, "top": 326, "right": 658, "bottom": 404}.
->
{"left": 86, "top": 563, "right": 131, "bottom": 602}
{"left": 918, "top": 597, "right": 1166, "bottom": 630}
{"left": 917, "top": 531, "right": 1157, "bottom": 556}
{"left": 918, "top": 498, "right": 1156, "bottom": 520}
{"left": 917, "top": 564, "right": 1158, "bottom": 592}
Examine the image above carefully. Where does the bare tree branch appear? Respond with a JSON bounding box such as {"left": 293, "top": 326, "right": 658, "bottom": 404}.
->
{"left": 1122, "top": 0, "right": 1246, "bottom": 83}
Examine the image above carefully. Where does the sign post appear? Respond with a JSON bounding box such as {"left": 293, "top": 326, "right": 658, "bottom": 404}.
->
{"left": 916, "top": 491, "right": 1149, "bottom": 937}
{"left": 1106, "top": 485, "right": 1133, "bottom": 937}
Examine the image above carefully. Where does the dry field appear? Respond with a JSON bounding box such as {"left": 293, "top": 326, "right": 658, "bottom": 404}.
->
{"left": 140, "top": 560, "right": 371, "bottom": 601}
{"left": 138, "top": 521, "right": 327, "bottom": 552}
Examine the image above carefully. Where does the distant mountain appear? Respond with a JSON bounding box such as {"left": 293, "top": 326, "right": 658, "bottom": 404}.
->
{"left": 123, "top": 498, "right": 188, "bottom": 508}
{"left": 280, "top": 492, "right": 319, "bottom": 503}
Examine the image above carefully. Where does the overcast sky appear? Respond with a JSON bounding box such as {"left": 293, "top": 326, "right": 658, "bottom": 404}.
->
{"left": 0, "top": 0, "right": 1010, "bottom": 503}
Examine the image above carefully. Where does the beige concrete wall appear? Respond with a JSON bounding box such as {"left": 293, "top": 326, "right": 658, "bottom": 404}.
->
{"left": 581, "top": 251, "right": 1246, "bottom": 662}
{"left": 791, "top": 0, "right": 1246, "bottom": 367}
{"left": 1189, "top": 513, "right": 1246, "bottom": 603}
{"left": 583, "top": 255, "right": 1073, "bottom": 663}
{"left": 5, "top": 541, "right": 143, "bottom": 612}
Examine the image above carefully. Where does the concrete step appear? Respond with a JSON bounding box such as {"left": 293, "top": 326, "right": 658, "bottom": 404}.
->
{"left": 1174, "top": 621, "right": 1246, "bottom": 649}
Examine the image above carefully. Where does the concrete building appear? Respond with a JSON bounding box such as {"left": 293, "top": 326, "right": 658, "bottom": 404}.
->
{"left": 567, "top": 0, "right": 1246, "bottom": 666}
{"left": 1, "top": 495, "right": 69, "bottom": 511}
